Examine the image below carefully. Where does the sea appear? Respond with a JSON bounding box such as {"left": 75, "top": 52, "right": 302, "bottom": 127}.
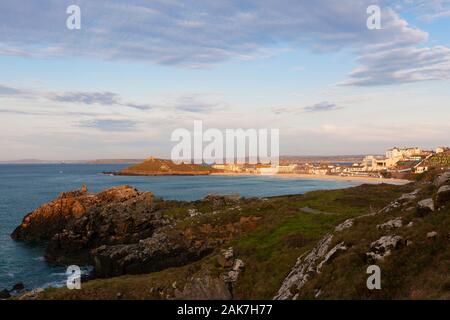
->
{"left": 0, "top": 163, "right": 358, "bottom": 291}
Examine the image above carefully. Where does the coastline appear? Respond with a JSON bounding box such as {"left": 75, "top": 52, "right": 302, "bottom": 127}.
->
{"left": 211, "top": 172, "right": 411, "bottom": 185}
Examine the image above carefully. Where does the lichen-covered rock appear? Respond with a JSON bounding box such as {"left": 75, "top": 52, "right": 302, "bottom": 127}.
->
{"left": 366, "top": 235, "right": 403, "bottom": 262}
{"left": 398, "top": 189, "right": 420, "bottom": 201}
{"left": 222, "top": 259, "right": 245, "bottom": 284}
{"left": 274, "top": 235, "right": 333, "bottom": 300}
{"left": 316, "top": 242, "right": 347, "bottom": 273}
{"left": 416, "top": 198, "right": 435, "bottom": 217}
{"left": 217, "top": 247, "right": 234, "bottom": 268}
{"left": 377, "top": 218, "right": 402, "bottom": 230}
{"left": 335, "top": 219, "right": 353, "bottom": 232}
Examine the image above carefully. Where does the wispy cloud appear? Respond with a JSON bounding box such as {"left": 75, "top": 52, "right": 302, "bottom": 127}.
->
{"left": 342, "top": 45, "right": 450, "bottom": 86}
{"left": 0, "top": 85, "right": 152, "bottom": 111}
{"left": 272, "top": 101, "right": 342, "bottom": 114}
{"left": 49, "top": 91, "right": 152, "bottom": 110}
{"left": 78, "top": 119, "right": 137, "bottom": 132}
{"left": 171, "top": 95, "right": 224, "bottom": 113}
{"left": 51, "top": 91, "right": 120, "bottom": 105}
{"left": 0, "top": 84, "right": 25, "bottom": 96}
{"left": 303, "top": 102, "right": 342, "bottom": 113}
{"left": 1, "top": 1, "right": 447, "bottom": 86}
{"left": 0, "top": 0, "right": 430, "bottom": 69}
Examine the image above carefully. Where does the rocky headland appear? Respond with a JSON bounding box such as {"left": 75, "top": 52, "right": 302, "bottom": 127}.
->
{"left": 9, "top": 170, "right": 450, "bottom": 300}
{"left": 106, "top": 157, "right": 217, "bottom": 176}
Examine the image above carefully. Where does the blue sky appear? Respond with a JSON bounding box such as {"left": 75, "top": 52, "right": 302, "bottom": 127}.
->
{"left": 0, "top": 0, "right": 449, "bottom": 160}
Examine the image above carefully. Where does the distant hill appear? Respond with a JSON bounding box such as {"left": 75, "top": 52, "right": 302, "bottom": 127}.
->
{"left": 119, "top": 157, "right": 217, "bottom": 175}
{"left": 87, "top": 159, "right": 144, "bottom": 164}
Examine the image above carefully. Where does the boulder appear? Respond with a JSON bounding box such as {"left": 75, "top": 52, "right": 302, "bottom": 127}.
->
{"left": 217, "top": 247, "right": 234, "bottom": 268}
{"left": 416, "top": 198, "right": 434, "bottom": 217}
{"left": 335, "top": 219, "right": 354, "bottom": 232}
{"left": 366, "top": 235, "right": 403, "bottom": 262}
{"left": 427, "top": 231, "right": 438, "bottom": 239}
{"left": 222, "top": 259, "right": 245, "bottom": 283}
{"left": 436, "top": 185, "right": 450, "bottom": 208}
{"left": 434, "top": 172, "right": 450, "bottom": 187}
{"left": 377, "top": 218, "right": 402, "bottom": 230}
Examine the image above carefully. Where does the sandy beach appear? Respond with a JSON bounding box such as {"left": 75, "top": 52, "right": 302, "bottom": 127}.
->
{"left": 211, "top": 172, "right": 411, "bottom": 185}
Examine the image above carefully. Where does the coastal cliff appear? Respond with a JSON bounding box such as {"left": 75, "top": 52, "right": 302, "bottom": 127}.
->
{"left": 11, "top": 170, "right": 450, "bottom": 300}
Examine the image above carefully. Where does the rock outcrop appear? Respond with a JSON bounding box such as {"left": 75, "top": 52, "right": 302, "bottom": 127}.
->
{"left": 43, "top": 187, "right": 163, "bottom": 264}
{"left": 275, "top": 187, "right": 425, "bottom": 300}
{"left": 434, "top": 172, "right": 450, "bottom": 187}
{"left": 11, "top": 185, "right": 149, "bottom": 241}
{"left": 274, "top": 235, "right": 337, "bottom": 300}
{"left": 334, "top": 219, "right": 354, "bottom": 232}
{"left": 169, "top": 248, "right": 244, "bottom": 300}
{"left": 416, "top": 198, "right": 434, "bottom": 217}
{"left": 11, "top": 185, "right": 175, "bottom": 267}
{"left": 436, "top": 185, "right": 450, "bottom": 208}
{"left": 377, "top": 218, "right": 402, "bottom": 230}
{"left": 366, "top": 235, "right": 403, "bottom": 262}
{"left": 12, "top": 185, "right": 251, "bottom": 281}
{"left": 91, "top": 230, "right": 214, "bottom": 277}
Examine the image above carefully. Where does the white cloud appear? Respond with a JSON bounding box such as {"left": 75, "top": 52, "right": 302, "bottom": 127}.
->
{"left": 0, "top": 0, "right": 430, "bottom": 67}
{"left": 343, "top": 45, "right": 450, "bottom": 86}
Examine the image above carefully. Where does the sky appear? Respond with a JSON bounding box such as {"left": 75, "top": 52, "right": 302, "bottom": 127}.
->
{"left": 0, "top": 0, "right": 450, "bottom": 160}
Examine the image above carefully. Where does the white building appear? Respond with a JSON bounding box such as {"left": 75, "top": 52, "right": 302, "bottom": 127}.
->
{"left": 362, "top": 156, "right": 388, "bottom": 171}
{"left": 276, "top": 164, "right": 297, "bottom": 173}
{"left": 386, "top": 147, "right": 422, "bottom": 160}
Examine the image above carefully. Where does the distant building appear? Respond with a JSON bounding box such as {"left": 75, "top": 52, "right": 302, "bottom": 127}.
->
{"left": 362, "top": 156, "right": 387, "bottom": 171}
{"left": 258, "top": 167, "right": 279, "bottom": 175}
{"left": 212, "top": 164, "right": 242, "bottom": 172}
{"left": 436, "top": 147, "right": 449, "bottom": 154}
{"left": 276, "top": 164, "right": 297, "bottom": 173}
{"left": 386, "top": 147, "right": 422, "bottom": 160}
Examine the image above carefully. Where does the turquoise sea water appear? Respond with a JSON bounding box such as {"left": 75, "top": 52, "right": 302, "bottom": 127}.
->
{"left": 0, "top": 164, "right": 357, "bottom": 290}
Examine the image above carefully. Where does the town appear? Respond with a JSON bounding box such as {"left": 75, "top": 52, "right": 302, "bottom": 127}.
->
{"left": 211, "top": 146, "right": 450, "bottom": 178}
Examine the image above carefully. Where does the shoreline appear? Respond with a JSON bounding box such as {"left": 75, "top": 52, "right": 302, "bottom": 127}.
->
{"left": 211, "top": 172, "right": 411, "bottom": 185}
